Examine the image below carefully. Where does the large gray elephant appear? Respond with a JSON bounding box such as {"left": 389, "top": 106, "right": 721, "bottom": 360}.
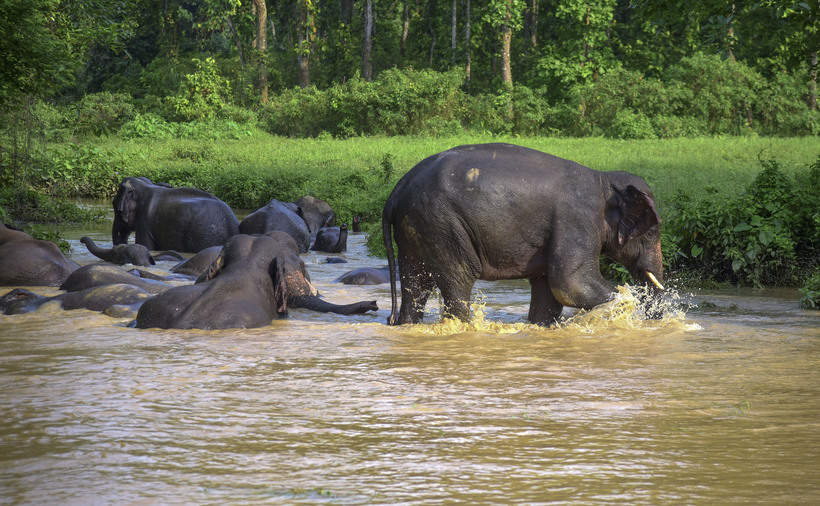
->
{"left": 80, "top": 236, "right": 185, "bottom": 266}
{"left": 382, "top": 143, "right": 665, "bottom": 326}
{"left": 295, "top": 195, "right": 334, "bottom": 238}
{"left": 113, "top": 177, "right": 239, "bottom": 253}
{"left": 0, "top": 223, "right": 79, "bottom": 286}
{"left": 239, "top": 199, "right": 311, "bottom": 253}
{"left": 136, "top": 233, "right": 378, "bottom": 330}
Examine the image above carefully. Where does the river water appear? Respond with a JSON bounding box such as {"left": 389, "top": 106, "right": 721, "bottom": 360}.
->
{"left": 1, "top": 218, "right": 819, "bottom": 504}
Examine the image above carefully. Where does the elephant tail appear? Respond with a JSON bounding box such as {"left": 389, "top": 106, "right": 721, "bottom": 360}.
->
{"left": 382, "top": 203, "right": 398, "bottom": 325}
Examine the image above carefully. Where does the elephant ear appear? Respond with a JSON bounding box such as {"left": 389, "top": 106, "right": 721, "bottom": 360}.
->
{"left": 198, "top": 253, "right": 226, "bottom": 283}
{"left": 269, "top": 257, "right": 288, "bottom": 315}
{"left": 616, "top": 185, "right": 661, "bottom": 245}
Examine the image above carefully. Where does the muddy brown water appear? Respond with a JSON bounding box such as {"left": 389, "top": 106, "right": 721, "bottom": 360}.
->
{"left": 1, "top": 218, "right": 819, "bottom": 504}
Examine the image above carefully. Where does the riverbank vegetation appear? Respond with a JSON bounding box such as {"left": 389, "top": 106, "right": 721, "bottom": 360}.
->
{"left": 1, "top": 1, "right": 818, "bottom": 306}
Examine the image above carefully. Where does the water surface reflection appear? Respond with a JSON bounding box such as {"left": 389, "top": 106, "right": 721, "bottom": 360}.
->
{"left": 1, "top": 226, "right": 818, "bottom": 504}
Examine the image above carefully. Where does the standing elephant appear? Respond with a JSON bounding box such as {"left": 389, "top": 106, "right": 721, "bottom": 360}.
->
{"left": 239, "top": 199, "right": 311, "bottom": 253}
{"left": 310, "top": 223, "right": 348, "bottom": 253}
{"left": 113, "top": 177, "right": 239, "bottom": 253}
{"left": 382, "top": 143, "right": 664, "bottom": 326}
{"left": 0, "top": 223, "right": 79, "bottom": 286}
{"left": 295, "top": 195, "right": 334, "bottom": 238}
{"left": 80, "top": 236, "right": 184, "bottom": 266}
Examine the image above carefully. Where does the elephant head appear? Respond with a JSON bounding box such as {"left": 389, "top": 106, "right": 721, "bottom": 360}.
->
{"left": 603, "top": 176, "right": 664, "bottom": 293}
{"left": 112, "top": 177, "right": 152, "bottom": 245}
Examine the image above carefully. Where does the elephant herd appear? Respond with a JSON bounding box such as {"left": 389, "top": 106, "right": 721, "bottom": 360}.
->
{"left": 2, "top": 143, "right": 667, "bottom": 330}
{"left": 1, "top": 178, "right": 381, "bottom": 330}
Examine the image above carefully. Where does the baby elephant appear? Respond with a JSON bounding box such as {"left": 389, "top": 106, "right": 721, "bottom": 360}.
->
{"left": 80, "top": 236, "right": 185, "bottom": 266}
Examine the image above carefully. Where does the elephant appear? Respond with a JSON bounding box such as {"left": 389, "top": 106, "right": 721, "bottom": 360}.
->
{"left": 381, "top": 143, "right": 664, "bottom": 326}
{"left": 250, "top": 231, "right": 376, "bottom": 315}
{"left": 170, "top": 246, "right": 223, "bottom": 277}
{"left": 80, "top": 236, "right": 185, "bottom": 266}
{"left": 112, "top": 176, "right": 239, "bottom": 253}
{"left": 135, "top": 233, "right": 378, "bottom": 330}
{"left": 351, "top": 215, "right": 362, "bottom": 232}
{"left": 311, "top": 223, "right": 348, "bottom": 253}
{"left": 0, "top": 223, "right": 79, "bottom": 286}
{"left": 335, "top": 266, "right": 391, "bottom": 285}
{"left": 294, "top": 195, "right": 334, "bottom": 238}
{"left": 1, "top": 284, "right": 152, "bottom": 318}
{"left": 238, "top": 199, "right": 311, "bottom": 253}
{"left": 60, "top": 263, "right": 171, "bottom": 294}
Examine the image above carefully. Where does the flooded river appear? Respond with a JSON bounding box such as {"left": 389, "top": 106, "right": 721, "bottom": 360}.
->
{"left": 1, "top": 220, "right": 819, "bottom": 504}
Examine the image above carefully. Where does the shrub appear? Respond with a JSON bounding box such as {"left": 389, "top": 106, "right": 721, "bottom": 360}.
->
{"left": 165, "top": 57, "right": 232, "bottom": 121}
{"left": 800, "top": 269, "right": 820, "bottom": 310}
{"left": 606, "top": 109, "right": 657, "bottom": 140}
{"left": 665, "top": 155, "right": 819, "bottom": 287}
{"left": 72, "top": 92, "right": 136, "bottom": 136}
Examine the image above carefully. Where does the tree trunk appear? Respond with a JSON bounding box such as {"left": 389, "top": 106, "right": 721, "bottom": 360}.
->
{"left": 252, "top": 0, "right": 268, "bottom": 104}
{"left": 226, "top": 16, "right": 246, "bottom": 69}
{"left": 427, "top": 0, "right": 436, "bottom": 66}
{"left": 364, "top": 0, "right": 373, "bottom": 81}
{"left": 500, "top": 0, "right": 513, "bottom": 87}
{"left": 451, "top": 0, "right": 457, "bottom": 64}
{"left": 401, "top": 0, "right": 410, "bottom": 57}
{"left": 810, "top": 50, "right": 818, "bottom": 111}
{"left": 298, "top": 0, "right": 313, "bottom": 88}
{"left": 464, "top": 0, "right": 471, "bottom": 87}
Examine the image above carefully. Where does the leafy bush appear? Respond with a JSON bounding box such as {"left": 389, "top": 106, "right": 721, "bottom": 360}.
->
{"left": 800, "top": 269, "right": 820, "bottom": 310}
{"left": 165, "top": 57, "right": 232, "bottom": 121}
{"left": 72, "top": 92, "right": 136, "bottom": 136}
{"left": 606, "top": 109, "right": 657, "bottom": 139}
{"left": 665, "top": 155, "right": 819, "bottom": 287}
{"left": 756, "top": 67, "right": 820, "bottom": 137}
{"left": 665, "top": 53, "right": 763, "bottom": 135}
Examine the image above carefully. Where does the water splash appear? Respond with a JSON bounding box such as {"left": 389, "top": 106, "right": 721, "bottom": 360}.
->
{"left": 405, "top": 285, "right": 694, "bottom": 335}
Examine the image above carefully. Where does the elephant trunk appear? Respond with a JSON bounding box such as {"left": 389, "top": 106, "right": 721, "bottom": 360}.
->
{"left": 80, "top": 237, "right": 110, "bottom": 261}
{"left": 112, "top": 213, "right": 131, "bottom": 245}
{"left": 289, "top": 294, "right": 378, "bottom": 315}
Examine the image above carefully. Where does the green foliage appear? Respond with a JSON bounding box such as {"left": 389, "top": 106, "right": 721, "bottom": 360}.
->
{"left": 799, "top": 269, "right": 820, "bottom": 310}
{"left": 0, "top": 188, "right": 104, "bottom": 224}
{"left": 72, "top": 92, "right": 136, "bottom": 136}
{"left": 165, "top": 58, "right": 232, "bottom": 121}
{"left": 119, "top": 113, "right": 257, "bottom": 140}
{"left": 665, "top": 154, "right": 820, "bottom": 287}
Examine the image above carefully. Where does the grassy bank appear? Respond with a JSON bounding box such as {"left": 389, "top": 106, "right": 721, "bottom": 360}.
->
{"left": 2, "top": 135, "right": 818, "bottom": 299}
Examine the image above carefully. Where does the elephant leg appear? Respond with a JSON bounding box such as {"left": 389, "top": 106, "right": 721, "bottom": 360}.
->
{"left": 528, "top": 276, "right": 564, "bottom": 326}
{"left": 436, "top": 271, "right": 475, "bottom": 322}
{"left": 397, "top": 256, "right": 434, "bottom": 324}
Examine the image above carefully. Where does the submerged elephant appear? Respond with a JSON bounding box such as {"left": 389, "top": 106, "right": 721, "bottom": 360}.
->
{"left": 60, "top": 263, "right": 172, "bottom": 294}
{"left": 136, "top": 233, "right": 378, "bottom": 330}
{"left": 295, "top": 195, "right": 334, "bottom": 238}
{"left": 335, "top": 266, "right": 391, "bottom": 285}
{"left": 311, "top": 223, "right": 348, "bottom": 253}
{"left": 239, "top": 199, "right": 311, "bottom": 253}
{"left": 1, "top": 284, "right": 152, "bottom": 318}
{"left": 382, "top": 143, "right": 665, "bottom": 326}
{"left": 0, "top": 223, "right": 79, "bottom": 286}
{"left": 80, "top": 236, "right": 185, "bottom": 266}
{"left": 113, "top": 177, "right": 239, "bottom": 253}
{"left": 170, "top": 246, "right": 223, "bottom": 277}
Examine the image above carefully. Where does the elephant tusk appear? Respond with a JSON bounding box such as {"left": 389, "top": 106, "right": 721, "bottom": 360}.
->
{"left": 645, "top": 271, "right": 664, "bottom": 291}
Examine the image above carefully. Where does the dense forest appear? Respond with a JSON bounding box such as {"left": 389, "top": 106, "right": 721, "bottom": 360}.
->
{"left": 1, "top": 0, "right": 818, "bottom": 138}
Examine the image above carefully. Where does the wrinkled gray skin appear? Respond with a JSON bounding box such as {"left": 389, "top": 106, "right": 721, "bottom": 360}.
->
{"left": 113, "top": 177, "right": 239, "bottom": 253}
{"left": 136, "top": 234, "right": 290, "bottom": 330}
{"left": 1, "top": 284, "right": 152, "bottom": 318}
{"left": 311, "top": 223, "right": 348, "bottom": 253}
{"left": 136, "top": 232, "right": 378, "bottom": 330}
{"left": 294, "top": 195, "right": 334, "bottom": 238}
{"left": 60, "top": 263, "right": 171, "bottom": 294}
{"left": 170, "top": 246, "right": 222, "bottom": 277}
{"left": 81, "top": 236, "right": 156, "bottom": 266}
{"left": 0, "top": 223, "right": 79, "bottom": 286}
{"left": 335, "top": 266, "right": 391, "bottom": 285}
{"left": 382, "top": 143, "right": 664, "bottom": 326}
{"left": 239, "top": 199, "right": 311, "bottom": 253}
